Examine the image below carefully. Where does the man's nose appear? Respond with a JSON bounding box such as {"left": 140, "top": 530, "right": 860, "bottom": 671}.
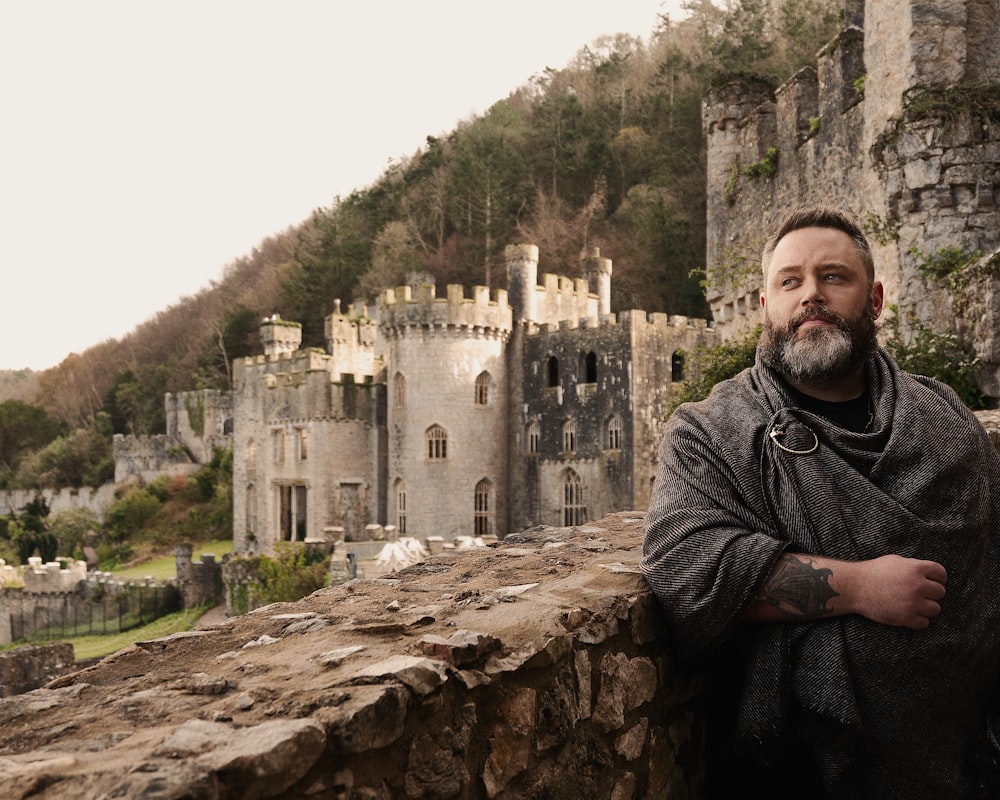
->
{"left": 801, "top": 277, "right": 825, "bottom": 305}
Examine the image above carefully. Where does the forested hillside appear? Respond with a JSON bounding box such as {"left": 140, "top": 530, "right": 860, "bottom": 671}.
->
{"left": 1, "top": 0, "right": 842, "bottom": 490}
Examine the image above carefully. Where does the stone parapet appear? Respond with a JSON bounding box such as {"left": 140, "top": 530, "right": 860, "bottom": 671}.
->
{"left": 377, "top": 283, "right": 513, "bottom": 338}
{"left": 0, "top": 512, "right": 705, "bottom": 799}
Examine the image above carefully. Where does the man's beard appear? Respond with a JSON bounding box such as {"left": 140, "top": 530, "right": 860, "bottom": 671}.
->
{"left": 759, "top": 303, "right": 877, "bottom": 385}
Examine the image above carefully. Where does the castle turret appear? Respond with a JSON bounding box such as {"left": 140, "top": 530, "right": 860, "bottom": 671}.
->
{"left": 582, "top": 247, "right": 612, "bottom": 317}
{"left": 259, "top": 315, "right": 302, "bottom": 356}
{"left": 506, "top": 244, "right": 539, "bottom": 323}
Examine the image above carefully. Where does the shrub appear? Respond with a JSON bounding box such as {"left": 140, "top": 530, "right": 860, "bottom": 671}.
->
{"left": 667, "top": 326, "right": 761, "bottom": 417}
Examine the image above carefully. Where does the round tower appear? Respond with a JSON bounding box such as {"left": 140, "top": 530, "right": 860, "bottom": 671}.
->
{"left": 379, "top": 283, "right": 513, "bottom": 541}
{"left": 582, "top": 247, "right": 612, "bottom": 316}
{"left": 505, "top": 244, "right": 538, "bottom": 323}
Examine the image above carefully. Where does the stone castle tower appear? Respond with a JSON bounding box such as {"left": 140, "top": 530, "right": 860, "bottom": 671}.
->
{"left": 229, "top": 245, "right": 712, "bottom": 554}
{"left": 704, "top": 0, "right": 1000, "bottom": 395}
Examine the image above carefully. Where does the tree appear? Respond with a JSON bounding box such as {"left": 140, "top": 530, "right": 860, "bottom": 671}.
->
{"left": 355, "top": 221, "right": 424, "bottom": 302}
{"left": 449, "top": 102, "right": 531, "bottom": 287}
{"left": 0, "top": 400, "right": 64, "bottom": 479}
{"left": 283, "top": 196, "right": 377, "bottom": 346}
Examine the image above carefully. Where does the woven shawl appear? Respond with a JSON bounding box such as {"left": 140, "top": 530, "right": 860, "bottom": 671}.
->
{"left": 642, "top": 347, "right": 1000, "bottom": 798}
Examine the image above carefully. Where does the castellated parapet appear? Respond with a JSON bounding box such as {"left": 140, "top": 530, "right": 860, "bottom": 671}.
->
{"left": 376, "top": 282, "right": 513, "bottom": 339}
{"left": 703, "top": 0, "right": 1000, "bottom": 396}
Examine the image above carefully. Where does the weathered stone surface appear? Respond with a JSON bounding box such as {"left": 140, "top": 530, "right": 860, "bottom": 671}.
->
{"left": 0, "top": 514, "right": 703, "bottom": 798}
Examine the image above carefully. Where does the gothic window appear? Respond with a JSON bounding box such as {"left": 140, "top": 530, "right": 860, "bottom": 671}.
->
{"left": 474, "top": 479, "right": 491, "bottom": 536}
{"left": 246, "top": 440, "right": 257, "bottom": 476}
{"left": 475, "top": 371, "right": 491, "bottom": 405}
{"left": 395, "top": 479, "right": 407, "bottom": 535}
{"left": 562, "top": 419, "right": 576, "bottom": 453}
{"left": 583, "top": 351, "right": 597, "bottom": 383}
{"left": 272, "top": 429, "right": 285, "bottom": 465}
{"left": 562, "top": 469, "right": 587, "bottom": 526}
{"left": 426, "top": 425, "right": 448, "bottom": 460}
{"left": 278, "top": 483, "right": 307, "bottom": 541}
{"left": 607, "top": 415, "right": 622, "bottom": 450}
{"left": 297, "top": 427, "right": 308, "bottom": 461}
{"left": 527, "top": 420, "right": 540, "bottom": 454}
{"left": 672, "top": 352, "right": 685, "bottom": 382}
{"left": 394, "top": 372, "right": 406, "bottom": 408}
{"left": 547, "top": 356, "right": 559, "bottom": 387}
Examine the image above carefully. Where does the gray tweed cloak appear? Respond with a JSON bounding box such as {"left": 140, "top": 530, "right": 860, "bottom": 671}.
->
{"left": 642, "top": 347, "right": 1000, "bottom": 798}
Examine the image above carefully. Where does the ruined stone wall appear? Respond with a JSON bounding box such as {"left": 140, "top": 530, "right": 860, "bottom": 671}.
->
{"left": 703, "top": 0, "right": 1000, "bottom": 396}
{"left": 164, "top": 389, "right": 234, "bottom": 465}
{"left": 0, "top": 513, "right": 705, "bottom": 799}
{"left": 0, "top": 484, "right": 117, "bottom": 524}
{"left": 112, "top": 433, "right": 202, "bottom": 485}
{"left": 0, "top": 643, "right": 75, "bottom": 698}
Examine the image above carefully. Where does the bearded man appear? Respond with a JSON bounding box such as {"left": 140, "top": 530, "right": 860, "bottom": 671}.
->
{"left": 642, "top": 206, "right": 1000, "bottom": 799}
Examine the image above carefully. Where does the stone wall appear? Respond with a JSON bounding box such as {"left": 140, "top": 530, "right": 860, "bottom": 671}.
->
{"left": 0, "top": 484, "right": 117, "bottom": 524}
{"left": 0, "top": 643, "right": 75, "bottom": 698}
{"left": 0, "top": 512, "right": 705, "bottom": 799}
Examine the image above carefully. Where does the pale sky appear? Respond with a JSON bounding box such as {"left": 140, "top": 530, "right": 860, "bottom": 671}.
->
{"left": 1, "top": 0, "right": 686, "bottom": 371}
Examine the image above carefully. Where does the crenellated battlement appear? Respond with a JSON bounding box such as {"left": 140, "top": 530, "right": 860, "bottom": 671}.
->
{"left": 376, "top": 282, "right": 512, "bottom": 338}
{"left": 236, "top": 348, "right": 336, "bottom": 376}
{"left": 0, "top": 557, "right": 88, "bottom": 594}
{"left": 523, "top": 308, "right": 713, "bottom": 338}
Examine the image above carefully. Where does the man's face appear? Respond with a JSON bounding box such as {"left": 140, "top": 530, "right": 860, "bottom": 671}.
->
{"left": 759, "top": 226, "right": 883, "bottom": 385}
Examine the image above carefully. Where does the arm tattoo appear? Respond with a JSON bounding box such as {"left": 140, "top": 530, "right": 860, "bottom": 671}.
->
{"left": 759, "top": 554, "right": 839, "bottom": 619}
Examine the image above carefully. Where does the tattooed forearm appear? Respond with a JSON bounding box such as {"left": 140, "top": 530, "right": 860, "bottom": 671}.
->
{"left": 758, "top": 554, "right": 840, "bottom": 619}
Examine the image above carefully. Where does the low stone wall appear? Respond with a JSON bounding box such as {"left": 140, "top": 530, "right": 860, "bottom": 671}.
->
{"left": 0, "top": 643, "right": 75, "bottom": 698}
{"left": 0, "top": 512, "right": 705, "bottom": 799}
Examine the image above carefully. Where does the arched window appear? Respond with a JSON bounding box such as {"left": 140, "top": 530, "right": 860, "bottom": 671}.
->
{"left": 562, "top": 469, "right": 587, "bottom": 526}
{"left": 246, "top": 440, "right": 257, "bottom": 475}
{"left": 474, "top": 479, "right": 491, "bottom": 536}
{"left": 547, "top": 356, "right": 559, "bottom": 387}
{"left": 395, "top": 478, "right": 407, "bottom": 535}
{"left": 475, "top": 371, "right": 491, "bottom": 405}
{"left": 583, "top": 351, "right": 597, "bottom": 383}
{"left": 426, "top": 425, "right": 448, "bottom": 460}
{"left": 394, "top": 372, "right": 406, "bottom": 408}
{"left": 526, "top": 420, "right": 540, "bottom": 454}
{"left": 671, "top": 352, "right": 685, "bottom": 382}
{"left": 606, "top": 415, "right": 622, "bottom": 450}
{"left": 562, "top": 419, "right": 576, "bottom": 453}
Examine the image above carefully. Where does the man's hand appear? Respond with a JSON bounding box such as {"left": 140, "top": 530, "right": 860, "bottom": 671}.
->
{"left": 844, "top": 554, "right": 947, "bottom": 629}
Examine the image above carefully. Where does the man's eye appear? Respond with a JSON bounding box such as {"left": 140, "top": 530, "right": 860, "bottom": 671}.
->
{"left": 781, "top": 278, "right": 798, "bottom": 287}
{"left": 824, "top": 273, "right": 843, "bottom": 281}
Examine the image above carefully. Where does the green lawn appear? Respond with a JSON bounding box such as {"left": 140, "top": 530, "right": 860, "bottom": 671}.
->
{"left": 54, "top": 606, "right": 212, "bottom": 661}
{"left": 111, "top": 539, "right": 234, "bottom": 581}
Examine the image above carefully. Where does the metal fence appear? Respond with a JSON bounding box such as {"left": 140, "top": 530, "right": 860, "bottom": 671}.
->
{"left": 8, "top": 584, "right": 182, "bottom": 643}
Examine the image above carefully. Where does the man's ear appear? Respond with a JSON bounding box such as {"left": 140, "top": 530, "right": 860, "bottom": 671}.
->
{"left": 871, "top": 281, "right": 884, "bottom": 318}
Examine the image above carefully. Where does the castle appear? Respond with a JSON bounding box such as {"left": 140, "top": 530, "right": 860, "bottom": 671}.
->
{"left": 704, "top": 0, "right": 1000, "bottom": 393}
{"left": 227, "top": 245, "right": 711, "bottom": 553}
{"left": 9, "top": 0, "right": 999, "bottom": 553}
